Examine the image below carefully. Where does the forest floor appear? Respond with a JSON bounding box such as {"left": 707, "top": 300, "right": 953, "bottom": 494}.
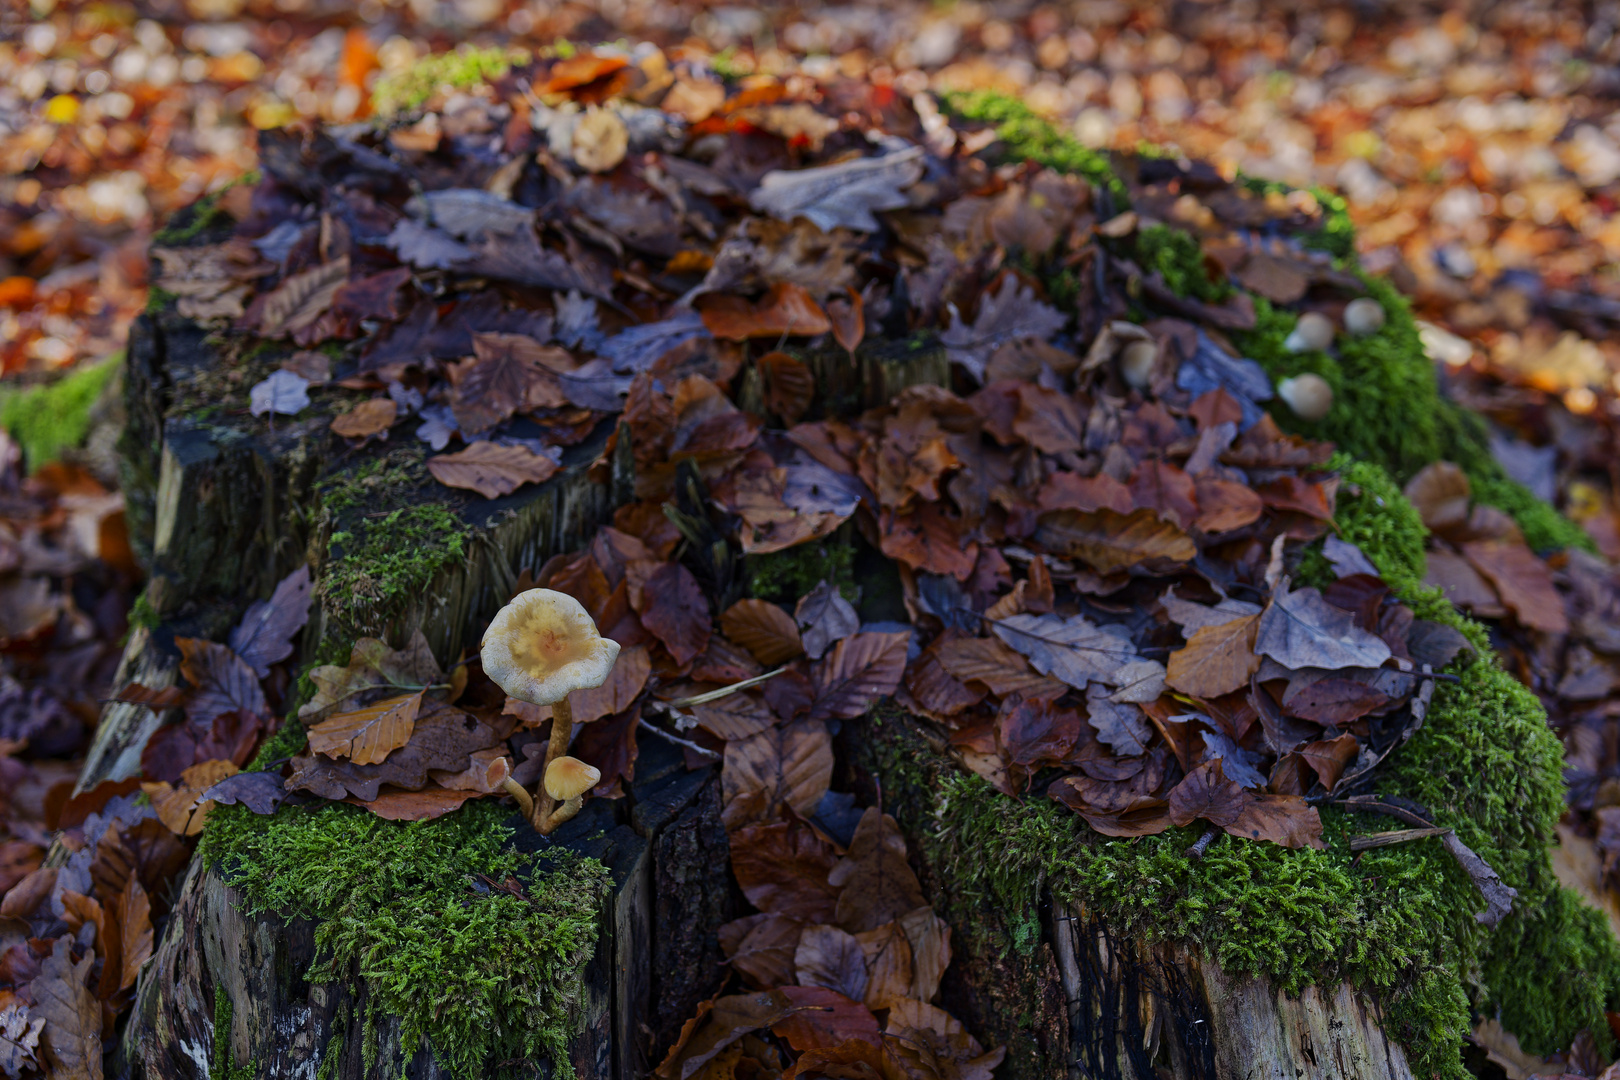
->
{"left": 4, "top": 1, "right": 1620, "bottom": 1078}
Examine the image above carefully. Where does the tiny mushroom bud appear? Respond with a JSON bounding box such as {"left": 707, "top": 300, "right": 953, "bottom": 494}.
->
{"left": 1343, "top": 297, "right": 1386, "bottom": 337}
{"left": 540, "top": 756, "right": 601, "bottom": 831}
{"left": 1283, "top": 311, "right": 1335, "bottom": 353}
{"left": 482, "top": 588, "right": 620, "bottom": 833}
{"left": 1277, "top": 373, "right": 1334, "bottom": 421}
{"left": 1119, "top": 340, "right": 1158, "bottom": 390}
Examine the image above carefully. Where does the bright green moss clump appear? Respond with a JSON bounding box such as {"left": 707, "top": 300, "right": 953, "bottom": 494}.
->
{"left": 1137, "top": 223, "right": 1230, "bottom": 302}
{"left": 940, "top": 90, "right": 1127, "bottom": 205}
{"left": 372, "top": 45, "right": 524, "bottom": 116}
{"left": 0, "top": 352, "right": 120, "bottom": 471}
{"left": 200, "top": 800, "right": 608, "bottom": 1078}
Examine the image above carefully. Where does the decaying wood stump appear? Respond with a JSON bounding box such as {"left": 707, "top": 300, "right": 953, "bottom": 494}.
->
{"left": 96, "top": 232, "right": 1424, "bottom": 1077}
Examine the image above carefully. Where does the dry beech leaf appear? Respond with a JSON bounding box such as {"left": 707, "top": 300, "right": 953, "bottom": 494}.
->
{"left": 722, "top": 719, "right": 834, "bottom": 820}
{"left": 728, "top": 819, "right": 841, "bottom": 923}
{"left": 117, "top": 876, "right": 153, "bottom": 993}
{"left": 1034, "top": 508, "right": 1196, "bottom": 574}
{"left": 933, "top": 636, "right": 1065, "bottom": 698}
{"left": 826, "top": 291, "right": 865, "bottom": 355}
{"left": 1254, "top": 586, "right": 1392, "bottom": 671}
{"left": 639, "top": 562, "right": 712, "bottom": 665}
{"left": 721, "top": 600, "right": 804, "bottom": 666}
{"left": 698, "top": 282, "right": 832, "bottom": 340}
{"left": 254, "top": 256, "right": 350, "bottom": 338}
{"left": 349, "top": 785, "right": 480, "bottom": 821}
{"left": 142, "top": 759, "right": 240, "bottom": 836}
{"left": 759, "top": 352, "right": 816, "bottom": 423}
{"left": 1460, "top": 540, "right": 1569, "bottom": 634}
{"left": 427, "top": 442, "right": 560, "bottom": 499}
{"left": 175, "top": 637, "right": 267, "bottom": 726}
{"left": 1166, "top": 614, "right": 1260, "bottom": 699}
{"left": 810, "top": 632, "right": 909, "bottom": 720}
{"left": 330, "top": 398, "right": 398, "bottom": 439}
{"left": 228, "top": 564, "right": 313, "bottom": 678}
{"left": 772, "top": 985, "right": 882, "bottom": 1051}
{"left": 721, "top": 913, "right": 803, "bottom": 990}
{"left": 1166, "top": 759, "right": 1250, "bottom": 829}
{"left": 307, "top": 690, "right": 424, "bottom": 765}
{"left": 794, "top": 924, "right": 868, "bottom": 1003}
{"left": 1403, "top": 461, "right": 1472, "bottom": 534}
{"left": 855, "top": 921, "right": 912, "bottom": 1009}
{"left": 796, "top": 581, "right": 861, "bottom": 662}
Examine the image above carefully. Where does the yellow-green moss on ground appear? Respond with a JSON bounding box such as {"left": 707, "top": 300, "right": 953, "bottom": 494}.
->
{"left": 0, "top": 353, "right": 120, "bottom": 471}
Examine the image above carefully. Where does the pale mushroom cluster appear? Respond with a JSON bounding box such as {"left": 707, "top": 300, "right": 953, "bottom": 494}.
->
{"left": 481, "top": 588, "right": 620, "bottom": 834}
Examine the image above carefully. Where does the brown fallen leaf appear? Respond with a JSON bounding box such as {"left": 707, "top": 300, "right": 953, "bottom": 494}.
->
{"left": 759, "top": 352, "right": 816, "bottom": 424}
{"left": 828, "top": 808, "right": 927, "bottom": 933}
{"left": 1166, "top": 759, "right": 1251, "bottom": 829}
{"left": 898, "top": 906, "right": 952, "bottom": 1004}
{"left": 721, "top": 600, "right": 804, "bottom": 666}
{"left": 722, "top": 719, "right": 834, "bottom": 821}
{"left": 1403, "top": 461, "right": 1472, "bottom": 535}
{"left": 810, "top": 632, "right": 909, "bottom": 720}
{"left": 1166, "top": 614, "right": 1260, "bottom": 699}
{"left": 1034, "top": 508, "right": 1196, "bottom": 573}
{"left": 142, "top": 759, "right": 240, "bottom": 836}
{"left": 720, "top": 913, "right": 803, "bottom": 989}
{"left": 1226, "top": 794, "right": 1325, "bottom": 850}
{"left": 698, "top": 282, "right": 832, "bottom": 340}
{"left": 448, "top": 332, "right": 571, "bottom": 434}
{"left": 728, "top": 818, "right": 842, "bottom": 923}
{"left": 330, "top": 398, "right": 398, "bottom": 439}
{"left": 856, "top": 921, "right": 914, "bottom": 1009}
{"left": 521, "top": 645, "right": 653, "bottom": 728}
{"left": 114, "top": 876, "right": 153, "bottom": 994}
{"left": 1460, "top": 540, "right": 1569, "bottom": 634}
{"left": 427, "top": 442, "right": 560, "bottom": 499}
{"left": 772, "top": 985, "right": 882, "bottom": 1051}
{"left": 885, "top": 997, "right": 1006, "bottom": 1080}
{"left": 794, "top": 923, "right": 868, "bottom": 1002}
{"left": 347, "top": 785, "right": 481, "bottom": 821}
{"left": 306, "top": 690, "right": 424, "bottom": 766}
{"left": 933, "top": 636, "right": 1066, "bottom": 698}
{"left": 287, "top": 701, "right": 508, "bottom": 801}
{"left": 826, "top": 291, "right": 865, "bottom": 356}
{"left": 638, "top": 562, "right": 712, "bottom": 665}
{"left": 252, "top": 256, "right": 350, "bottom": 339}
{"left": 654, "top": 990, "right": 805, "bottom": 1080}
{"left": 32, "top": 938, "right": 101, "bottom": 1079}
{"left": 175, "top": 637, "right": 267, "bottom": 727}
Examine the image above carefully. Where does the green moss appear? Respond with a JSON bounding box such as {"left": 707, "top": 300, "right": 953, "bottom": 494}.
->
{"left": 870, "top": 464, "right": 1619, "bottom": 1077}
{"left": 1238, "top": 175, "right": 1357, "bottom": 260}
{"left": 212, "top": 985, "right": 254, "bottom": 1080}
{"left": 1136, "top": 223, "right": 1230, "bottom": 302}
{"left": 744, "top": 539, "right": 856, "bottom": 605}
{"left": 939, "top": 90, "right": 1127, "bottom": 205}
{"left": 372, "top": 46, "right": 524, "bottom": 116}
{"left": 0, "top": 352, "right": 120, "bottom": 471}
{"left": 200, "top": 799, "right": 608, "bottom": 1078}
{"left": 144, "top": 287, "right": 176, "bottom": 315}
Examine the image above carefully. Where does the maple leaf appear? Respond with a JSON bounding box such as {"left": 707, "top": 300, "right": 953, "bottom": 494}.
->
{"left": 427, "top": 442, "right": 560, "bottom": 499}
{"left": 749, "top": 146, "right": 924, "bottom": 232}
{"left": 942, "top": 275, "right": 1067, "bottom": 383}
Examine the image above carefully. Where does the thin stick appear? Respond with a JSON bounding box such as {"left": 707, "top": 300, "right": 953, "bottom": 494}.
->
{"left": 534, "top": 696, "right": 574, "bottom": 834}
{"left": 638, "top": 718, "right": 722, "bottom": 761}
{"left": 1185, "top": 827, "right": 1219, "bottom": 859}
{"left": 667, "top": 666, "right": 788, "bottom": 708}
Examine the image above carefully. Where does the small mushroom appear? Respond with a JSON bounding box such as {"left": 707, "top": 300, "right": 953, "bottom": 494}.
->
{"left": 1343, "top": 297, "right": 1386, "bottom": 337}
{"left": 1119, "top": 340, "right": 1158, "bottom": 390}
{"left": 1277, "top": 373, "right": 1334, "bottom": 421}
{"left": 1283, "top": 311, "right": 1335, "bottom": 353}
{"left": 542, "top": 756, "right": 601, "bottom": 831}
{"left": 482, "top": 588, "right": 620, "bottom": 834}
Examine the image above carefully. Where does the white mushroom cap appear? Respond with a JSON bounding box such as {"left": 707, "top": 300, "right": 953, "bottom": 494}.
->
{"left": 1284, "top": 311, "right": 1335, "bottom": 353}
{"left": 1119, "top": 340, "right": 1158, "bottom": 390}
{"left": 1343, "top": 297, "right": 1386, "bottom": 337}
{"left": 545, "top": 756, "right": 601, "bottom": 801}
{"left": 481, "top": 589, "right": 621, "bottom": 707}
{"left": 1277, "top": 374, "right": 1334, "bottom": 421}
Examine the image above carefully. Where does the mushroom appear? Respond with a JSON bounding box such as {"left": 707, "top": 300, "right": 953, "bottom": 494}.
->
{"left": 482, "top": 588, "right": 620, "bottom": 834}
{"left": 1119, "top": 340, "right": 1158, "bottom": 390}
{"left": 1277, "top": 373, "right": 1334, "bottom": 421}
{"left": 543, "top": 757, "right": 601, "bottom": 831}
{"left": 1283, "top": 311, "right": 1335, "bottom": 353}
{"left": 1343, "top": 297, "right": 1386, "bottom": 337}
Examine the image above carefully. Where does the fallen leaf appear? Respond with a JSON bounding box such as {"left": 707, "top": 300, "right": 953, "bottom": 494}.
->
{"left": 698, "top": 282, "right": 832, "bottom": 340}
{"left": 1166, "top": 614, "right": 1260, "bottom": 699}
{"left": 427, "top": 442, "right": 560, "bottom": 498}
{"left": 721, "top": 913, "right": 802, "bottom": 990}
{"left": 942, "top": 274, "right": 1067, "bottom": 383}
{"left": 254, "top": 256, "right": 350, "bottom": 338}
{"left": 795, "top": 581, "right": 860, "bottom": 661}
{"left": 1034, "top": 508, "right": 1196, "bottom": 573}
{"left": 723, "top": 720, "right": 834, "bottom": 820}
{"left": 142, "top": 759, "right": 239, "bottom": 836}
{"left": 991, "top": 612, "right": 1141, "bottom": 693}
{"left": 248, "top": 369, "right": 310, "bottom": 417}
{"left": 1403, "top": 462, "right": 1473, "bottom": 535}
{"left": 176, "top": 637, "right": 268, "bottom": 725}
{"left": 760, "top": 353, "right": 816, "bottom": 423}
{"left": 828, "top": 808, "right": 926, "bottom": 933}
{"left": 855, "top": 921, "right": 913, "bottom": 1009}
{"left": 933, "top": 636, "right": 1066, "bottom": 698}
{"left": 286, "top": 701, "right": 507, "bottom": 801}
{"left": 721, "top": 600, "right": 804, "bottom": 667}
{"left": 1085, "top": 684, "right": 1152, "bottom": 756}
{"left": 1226, "top": 794, "right": 1325, "bottom": 850}
{"left": 1254, "top": 586, "right": 1393, "bottom": 670}
{"left": 448, "top": 332, "right": 571, "bottom": 434}
{"left": 728, "top": 819, "right": 842, "bottom": 923}
{"left": 795, "top": 924, "right": 868, "bottom": 1002}
{"left": 898, "top": 906, "right": 952, "bottom": 1003}
{"left": 349, "top": 785, "right": 480, "bottom": 821}
{"left": 1298, "top": 734, "right": 1360, "bottom": 792}
{"left": 573, "top": 108, "right": 629, "bottom": 173}
{"left": 996, "top": 694, "right": 1081, "bottom": 778}
{"left": 639, "top": 562, "right": 712, "bottom": 665}
{"left": 0, "top": 1002, "right": 43, "bottom": 1078}
{"left": 654, "top": 990, "right": 804, "bottom": 1080}
{"left": 31, "top": 938, "right": 100, "bottom": 1080}
{"left": 330, "top": 398, "right": 398, "bottom": 439}
{"left": 772, "top": 985, "right": 882, "bottom": 1051}
{"left": 1460, "top": 540, "right": 1569, "bottom": 634}
{"left": 227, "top": 564, "right": 312, "bottom": 678}
{"left": 811, "top": 632, "right": 909, "bottom": 720}
{"left": 306, "top": 690, "right": 424, "bottom": 765}
{"left": 1167, "top": 759, "right": 1251, "bottom": 828}
{"left": 116, "top": 876, "right": 152, "bottom": 992}
{"left": 200, "top": 771, "right": 288, "bottom": 815}
{"left": 749, "top": 148, "right": 923, "bottom": 232}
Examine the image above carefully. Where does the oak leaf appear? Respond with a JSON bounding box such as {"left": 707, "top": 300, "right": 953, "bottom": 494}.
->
{"left": 31, "top": 938, "right": 100, "bottom": 1080}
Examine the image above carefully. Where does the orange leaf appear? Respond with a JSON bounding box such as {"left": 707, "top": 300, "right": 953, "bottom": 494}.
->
{"left": 1165, "top": 615, "right": 1260, "bottom": 699}
{"left": 698, "top": 283, "right": 832, "bottom": 340}
{"left": 330, "top": 397, "right": 398, "bottom": 439}
{"left": 141, "top": 759, "right": 239, "bottom": 836}
{"left": 1034, "top": 508, "right": 1196, "bottom": 574}
{"left": 826, "top": 290, "right": 865, "bottom": 355}
{"left": 306, "top": 690, "right": 423, "bottom": 765}
{"left": 348, "top": 785, "right": 480, "bottom": 821}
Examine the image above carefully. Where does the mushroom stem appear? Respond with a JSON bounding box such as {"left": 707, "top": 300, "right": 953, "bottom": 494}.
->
{"left": 501, "top": 776, "right": 534, "bottom": 822}
{"left": 533, "top": 696, "right": 575, "bottom": 831}
{"left": 540, "top": 796, "right": 585, "bottom": 834}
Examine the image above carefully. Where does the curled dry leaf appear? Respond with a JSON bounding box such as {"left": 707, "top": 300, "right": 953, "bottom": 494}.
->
{"left": 142, "top": 758, "right": 240, "bottom": 836}
{"left": 307, "top": 690, "right": 424, "bottom": 765}
{"left": 427, "top": 442, "right": 560, "bottom": 499}
{"left": 698, "top": 283, "right": 832, "bottom": 341}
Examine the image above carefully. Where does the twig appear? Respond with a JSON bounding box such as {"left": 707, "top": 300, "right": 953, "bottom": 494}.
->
{"left": 667, "top": 666, "right": 788, "bottom": 708}
{"left": 1185, "top": 827, "right": 1219, "bottom": 859}
{"left": 638, "top": 718, "right": 721, "bottom": 760}
{"left": 1348, "top": 827, "right": 1452, "bottom": 852}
